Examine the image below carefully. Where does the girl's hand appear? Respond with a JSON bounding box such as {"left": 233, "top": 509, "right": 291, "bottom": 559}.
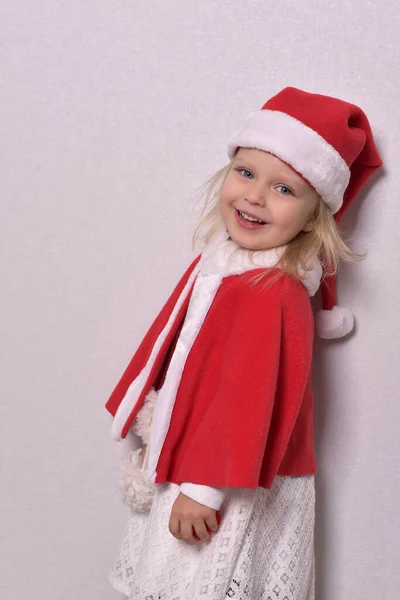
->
{"left": 169, "top": 492, "right": 219, "bottom": 544}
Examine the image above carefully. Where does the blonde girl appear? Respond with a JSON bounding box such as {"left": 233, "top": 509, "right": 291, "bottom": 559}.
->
{"left": 105, "top": 86, "right": 382, "bottom": 600}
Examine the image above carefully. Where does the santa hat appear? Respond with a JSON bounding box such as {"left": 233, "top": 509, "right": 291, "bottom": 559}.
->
{"left": 227, "top": 86, "right": 383, "bottom": 339}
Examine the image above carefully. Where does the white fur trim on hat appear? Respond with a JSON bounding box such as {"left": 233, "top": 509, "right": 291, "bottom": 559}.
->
{"left": 315, "top": 305, "right": 354, "bottom": 339}
{"left": 227, "top": 109, "right": 350, "bottom": 214}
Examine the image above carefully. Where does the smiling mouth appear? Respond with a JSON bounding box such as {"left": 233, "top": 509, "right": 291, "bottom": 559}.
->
{"left": 235, "top": 209, "right": 269, "bottom": 227}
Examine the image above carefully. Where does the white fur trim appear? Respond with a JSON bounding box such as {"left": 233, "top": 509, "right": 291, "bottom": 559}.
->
{"left": 200, "top": 238, "right": 322, "bottom": 297}
{"left": 180, "top": 483, "right": 227, "bottom": 511}
{"left": 315, "top": 305, "right": 354, "bottom": 339}
{"left": 147, "top": 269, "right": 225, "bottom": 481}
{"left": 298, "top": 255, "right": 323, "bottom": 297}
{"left": 227, "top": 109, "right": 350, "bottom": 214}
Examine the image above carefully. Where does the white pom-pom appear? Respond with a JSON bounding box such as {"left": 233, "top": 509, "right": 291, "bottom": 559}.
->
{"left": 119, "top": 448, "right": 156, "bottom": 513}
{"left": 131, "top": 388, "right": 157, "bottom": 444}
{"left": 315, "top": 305, "right": 354, "bottom": 339}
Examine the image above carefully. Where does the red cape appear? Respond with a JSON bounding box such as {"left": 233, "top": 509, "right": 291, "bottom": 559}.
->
{"left": 106, "top": 257, "right": 316, "bottom": 489}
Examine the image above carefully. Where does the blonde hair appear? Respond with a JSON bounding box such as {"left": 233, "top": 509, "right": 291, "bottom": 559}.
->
{"left": 191, "top": 158, "right": 365, "bottom": 287}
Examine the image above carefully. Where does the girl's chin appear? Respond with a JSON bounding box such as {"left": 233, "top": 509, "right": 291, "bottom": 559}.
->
{"left": 228, "top": 229, "right": 274, "bottom": 251}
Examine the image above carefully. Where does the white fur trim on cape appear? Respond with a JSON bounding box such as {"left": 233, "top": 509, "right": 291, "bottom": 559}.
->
{"left": 201, "top": 238, "right": 322, "bottom": 297}
{"left": 227, "top": 109, "right": 350, "bottom": 214}
{"left": 147, "top": 268, "right": 225, "bottom": 481}
{"left": 315, "top": 305, "right": 354, "bottom": 339}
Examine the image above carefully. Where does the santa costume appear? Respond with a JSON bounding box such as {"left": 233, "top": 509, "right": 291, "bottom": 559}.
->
{"left": 105, "top": 87, "right": 383, "bottom": 599}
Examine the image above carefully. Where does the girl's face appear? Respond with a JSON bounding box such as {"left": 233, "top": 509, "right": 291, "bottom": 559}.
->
{"left": 218, "top": 148, "right": 319, "bottom": 251}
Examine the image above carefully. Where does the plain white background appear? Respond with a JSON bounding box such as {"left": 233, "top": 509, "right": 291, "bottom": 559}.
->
{"left": 1, "top": 1, "right": 398, "bottom": 599}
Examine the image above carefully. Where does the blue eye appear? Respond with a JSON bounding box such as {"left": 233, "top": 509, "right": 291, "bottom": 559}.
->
{"left": 237, "top": 168, "right": 253, "bottom": 179}
{"left": 276, "top": 185, "right": 293, "bottom": 196}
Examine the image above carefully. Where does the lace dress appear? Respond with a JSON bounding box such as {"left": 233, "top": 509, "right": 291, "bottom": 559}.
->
{"left": 109, "top": 474, "right": 315, "bottom": 600}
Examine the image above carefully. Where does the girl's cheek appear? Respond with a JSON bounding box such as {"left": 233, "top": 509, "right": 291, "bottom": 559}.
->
{"left": 225, "top": 179, "right": 241, "bottom": 198}
{"left": 276, "top": 207, "right": 302, "bottom": 227}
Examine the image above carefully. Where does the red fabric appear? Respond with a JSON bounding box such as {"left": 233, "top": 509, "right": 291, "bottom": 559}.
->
{"left": 320, "top": 274, "right": 337, "bottom": 311}
{"left": 106, "top": 267, "right": 317, "bottom": 490}
{"left": 156, "top": 271, "right": 316, "bottom": 488}
{"left": 263, "top": 87, "right": 383, "bottom": 178}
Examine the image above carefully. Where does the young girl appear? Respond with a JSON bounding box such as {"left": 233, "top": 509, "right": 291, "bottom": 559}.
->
{"left": 105, "top": 86, "right": 383, "bottom": 600}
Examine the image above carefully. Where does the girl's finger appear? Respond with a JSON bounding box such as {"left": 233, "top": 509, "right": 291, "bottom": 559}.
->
{"left": 192, "top": 518, "right": 209, "bottom": 542}
{"left": 205, "top": 514, "right": 219, "bottom": 533}
{"left": 168, "top": 515, "right": 181, "bottom": 540}
{"left": 180, "top": 519, "right": 196, "bottom": 544}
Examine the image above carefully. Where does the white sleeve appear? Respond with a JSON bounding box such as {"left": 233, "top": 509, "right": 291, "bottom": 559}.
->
{"left": 179, "top": 482, "right": 227, "bottom": 510}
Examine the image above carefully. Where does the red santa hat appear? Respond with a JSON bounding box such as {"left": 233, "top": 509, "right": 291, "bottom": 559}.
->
{"left": 227, "top": 86, "right": 383, "bottom": 339}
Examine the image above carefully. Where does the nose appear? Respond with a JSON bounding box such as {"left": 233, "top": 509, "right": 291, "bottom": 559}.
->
{"left": 245, "top": 181, "right": 266, "bottom": 207}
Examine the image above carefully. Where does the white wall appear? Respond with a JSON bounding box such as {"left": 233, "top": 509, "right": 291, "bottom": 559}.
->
{"left": 1, "top": 1, "right": 398, "bottom": 599}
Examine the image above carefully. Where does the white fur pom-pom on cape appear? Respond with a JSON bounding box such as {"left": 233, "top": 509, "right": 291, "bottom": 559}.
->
{"left": 119, "top": 448, "right": 156, "bottom": 513}
{"left": 315, "top": 305, "right": 354, "bottom": 339}
{"left": 119, "top": 388, "right": 158, "bottom": 512}
{"left": 131, "top": 388, "right": 157, "bottom": 444}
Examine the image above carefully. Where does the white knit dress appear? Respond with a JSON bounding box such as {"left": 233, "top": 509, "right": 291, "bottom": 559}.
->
{"left": 109, "top": 475, "right": 315, "bottom": 600}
